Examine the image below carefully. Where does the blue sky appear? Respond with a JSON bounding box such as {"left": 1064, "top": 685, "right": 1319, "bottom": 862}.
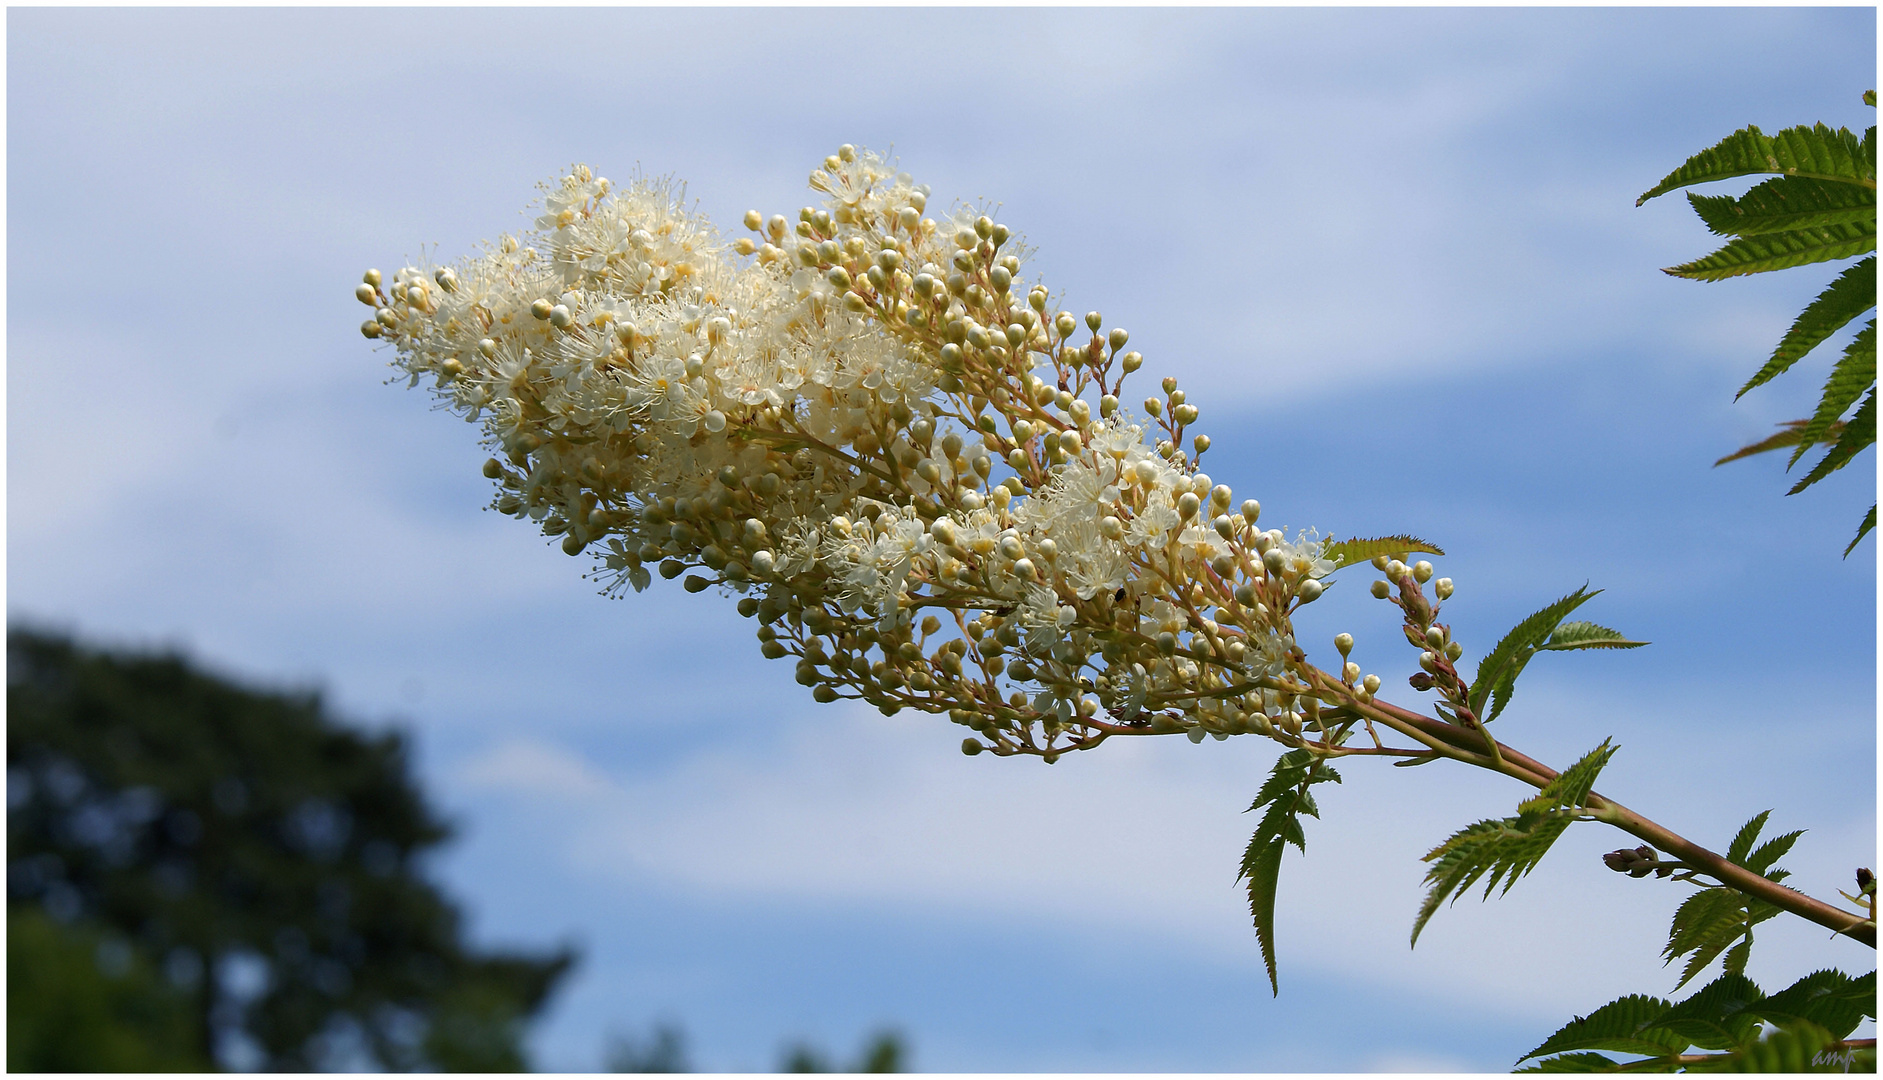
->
{"left": 7, "top": 7, "right": 1876, "bottom": 1072}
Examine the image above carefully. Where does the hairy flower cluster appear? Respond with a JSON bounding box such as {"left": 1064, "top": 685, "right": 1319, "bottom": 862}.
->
{"left": 362, "top": 146, "right": 1386, "bottom": 761}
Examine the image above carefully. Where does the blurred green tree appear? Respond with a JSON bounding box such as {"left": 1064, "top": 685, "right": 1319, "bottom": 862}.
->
{"left": 606, "top": 1022, "right": 691, "bottom": 1072}
{"left": 8, "top": 905, "right": 210, "bottom": 1070}
{"left": 6, "top": 628, "right": 575, "bottom": 1071}
{"left": 779, "top": 1030, "right": 906, "bottom": 1073}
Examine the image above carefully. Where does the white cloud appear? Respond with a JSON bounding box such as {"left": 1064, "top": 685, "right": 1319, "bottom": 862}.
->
{"left": 454, "top": 690, "right": 1873, "bottom": 1027}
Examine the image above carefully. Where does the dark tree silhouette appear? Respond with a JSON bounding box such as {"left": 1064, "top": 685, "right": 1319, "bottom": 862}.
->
{"left": 7, "top": 628, "right": 574, "bottom": 1071}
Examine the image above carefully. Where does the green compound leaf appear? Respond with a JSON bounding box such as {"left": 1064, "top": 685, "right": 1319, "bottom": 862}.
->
{"left": 1788, "top": 386, "right": 1875, "bottom": 494}
{"left": 1468, "top": 586, "right": 1598, "bottom": 723}
{"left": 1664, "top": 813, "right": 1807, "bottom": 990}
{"left": 1788, "top": 320, "right": 1877, "bottom": 466}
{"left": 1688, "top": 175, "right": 1877, "bottom": 237}
{"left": 1237, "top": 750, "right": 1340, "bottom": 995}
{"left": 1519, "top": 994, "right": 1686, "bottom": 1062}
{"left": 1410, "top": 741, "right": 1615, "bottom": 946}
{"left": 1738, "top": 256, "right": 1876, "bottom": 398}
{"left": 1753, "top": 969, "right": 1877, "bottom": 1040}
{"left": 1663, "top": 220, "right": 1874, "bottom": 281}
{"left": 1321, "top": 534, "right": 1445, "bottom": 571}
{"left": 1638, "top": 122, "right": 1876, "bottom": 206}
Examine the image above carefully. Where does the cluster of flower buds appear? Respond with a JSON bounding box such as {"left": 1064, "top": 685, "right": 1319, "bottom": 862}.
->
{"left": 1602, "top": 845, "right": 1673, "bottom": 879}
{"left": 363, "top": 147, "right": 1413, "bottom": 762}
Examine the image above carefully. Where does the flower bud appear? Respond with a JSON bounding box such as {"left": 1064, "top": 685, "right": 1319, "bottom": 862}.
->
{"left": 1162, "top": 376, "right": 1178, "bottom": 395}
{"left": 1192, "top": 434, "right": 1211, "bottom": 454}
{"left": 683, "top": 574, "right": 711, "bottom": 593}
{"left": 1334, "top": 633, "right": 1353, "bottom": 656}
{"left": 1370, "top": 580, "right": 1391, "bottom": 599}
{"left": 961, "top": 738, "right": 984, "bottom": 756}
{"left": 1418, "top": 651, "right": 1438, "bottom": 673}
{"left": 1435, "top": 578, "right": 1454, "bottom": 601}
{"left": 1143, "top": 397, "right": 1163, "bottom": 417}
{"left": 1055, "top": 311, "right": 1077, "bottom": 337}
{"left": 549, "top": 304, "right": 573, "bottom": 328}
{"left": 1387, "top": 559, "right": 1408, "bottom": 580}
{"left": 1213, "top": 515, "right": 1236, "bottom": 539}
{"left": 1362, "top": 674, "right": 1381, "bottom": 694}
{"left": 1425, "top": 626, "right": 1446, "bottom": 649}
{"left": 363, "top": 268, "right": 382, "bottom": 287}
{"left": 1233, "top": 583, "right": 1257, "bottom": 607}
{"left": 530, "top": 298, "right": 554, "bottom": 320}
{"left": 355, "top": 282, "right": 378, "bottom": 305}
{"left": 1297, "top": 580, "right": 1323, "bottom": 603}
{"left": 360, "top": 320, "right": 382, "bottom": 339}
{"left": 1413, "top": 560, "right": 1434, "bottom": 583}
{"left": 1445, "top": 641, "right": 1464, "bottom": 661}
{"left": 1177, "top": 492, "right": 1201, "bottom": 520}
{"left": 1011, "top": 557, "right": 1037, "bottom": 580}
{"left": 1343, "top": 661, "right": 1361, "bottom": 683}
{"left": 1262, "top": 548, "right": 1288, "bottom": 574}
{"left": 1240, "top": 499, "right": 1261, "bottom": 524}
{"left": 743, "top": 209, "right": 763, "bottom": 231}
{"left": 1099, "top": 516, "right": 1124, "bottom": 540}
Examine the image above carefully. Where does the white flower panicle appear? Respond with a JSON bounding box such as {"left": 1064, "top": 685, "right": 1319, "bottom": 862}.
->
{"left": 362, "top": 147, "right": 1421, "bottom": 762}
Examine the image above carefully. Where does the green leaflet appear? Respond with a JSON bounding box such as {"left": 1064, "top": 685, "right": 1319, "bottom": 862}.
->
{"left": 1513, "top": 1051, "right": 1627, "bottom": 1073}
{"left": 1788, "top": 320, "right": 1876, "bottom": 464}
{"left": 1520, "top": 970, "right": 1877, "bottom": 1072}
{"left": 1535, "top": 621, "right": 1650, "bottom": 652}
{"left": 1788, "top": 386, "right": 1874, "bottom": 493}
{"left": 1725, "top": 810, "right": 1772, "bottom": 864}
{"left": 1666, "top": 889, "right": 1754, "bottom": 990}
{"left": 1689, "top": 175, "right": 1878, "bottom": 237}
{"left": 1465, "top": 587, "right": 1644, "bottom": 724}
{"left": 1409, "top": 741, "right": 1614, "bottom": 946}
{"left": 1637, "top": 122, "right": 1875, "bottom": 205}
{"left": 1714, "top": 420, "right": 1842, "bottom": 466}
{"left": 1654, "top": 973, "right": 1766, "bottom": 1051}
{"left": 1755, "top": 969, "right": 1876, "bottom": 1039}
{"left": 1737, "top": 256, "right": 1875, "bottom": 398}
{"left": 1663, "top": 219, "right": 1874, "bottom": 281}
{"left": 1320, "top": 534, "right": 1445, "bottom": 571}
{"left": 1847, "top": 504, "right": 1876, "bottom": 558}
{"left": 1521, "top": 994, "right": 1686, "bottom": 1061}
{"left": 1237, "top": 750, "right": 1340, "bottom": 995}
